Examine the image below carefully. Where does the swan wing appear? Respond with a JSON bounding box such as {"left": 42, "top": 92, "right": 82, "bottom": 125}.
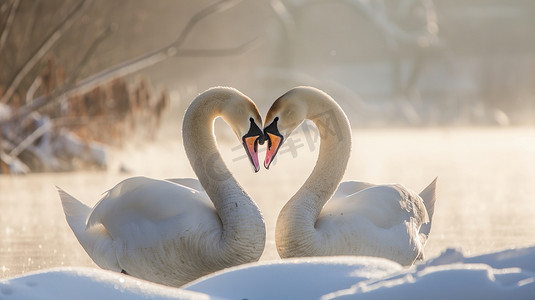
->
{"left": 319, "top": 184, "right": 430, "bottom": 264}
{"left": 86, "top": 176, "right": 216, "bottom": 243}
{"left": 165, "top": 178, "right": 205, "bottom": 193}
{"left": 325, "top": 184, "right": 428, "bottom": 230}
{"left": 332, "top": 181, "right": 376, "bottom": 198}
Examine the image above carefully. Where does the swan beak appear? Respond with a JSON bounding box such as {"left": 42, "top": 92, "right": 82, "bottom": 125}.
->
{"left": 243, "top": 136, "right": 261, "bottom": 173}
{"left": 242, "top": 118, "right": 263, "bottom": 173}
{"left": 264, "top": 132, "right": 282, "bottom": 169}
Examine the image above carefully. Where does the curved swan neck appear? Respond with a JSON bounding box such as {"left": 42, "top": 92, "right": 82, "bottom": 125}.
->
{"left": 296, "top": 91, "right": 352, "bottom": 213}
{"left": 182, "top": 90, "right": 265, "bottom": 258}
{"left": 277, "top": 89, "right": 352, "bottom": 236}
{"left": 276, "top": 88, "right": 351, "bottom": 256}
{"left": 182, "top": 95, "right": 236, "bottom": 202}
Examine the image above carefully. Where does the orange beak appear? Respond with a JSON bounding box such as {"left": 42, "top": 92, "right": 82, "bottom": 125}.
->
{"left": 264, "top": 132, "right": 282, "bottom": 169}
{"left": 243, "top": 136, "right": 261, "bottom": 172}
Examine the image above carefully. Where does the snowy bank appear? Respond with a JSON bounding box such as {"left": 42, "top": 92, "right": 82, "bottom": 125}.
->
{"left": 0, "top": 267, "right": 208, "bottom": 300}
{"left": 183, "top": 256, "right": 401, "bottom": 299}
{"left": 1, "top": 247, "right": 534, "bottom": 300}
{"left": 324, "top": 247, "right": 535, "bottom": 299}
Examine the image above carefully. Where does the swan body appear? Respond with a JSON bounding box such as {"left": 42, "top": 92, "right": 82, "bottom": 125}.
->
{"left": 58, "top": 87, "right": 266, "bottom": 287}
{"left": 263, "top": 86, "right": 437, "bottom": 265}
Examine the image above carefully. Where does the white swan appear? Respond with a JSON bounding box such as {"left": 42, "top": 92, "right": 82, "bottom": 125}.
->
{"left": 57, "top": 87, "right": 266, "bottom": 287}
{"left": 263, "top": 86, "right": 437, "bottom": 266}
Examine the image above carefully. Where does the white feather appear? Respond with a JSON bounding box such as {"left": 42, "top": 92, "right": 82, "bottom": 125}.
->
{"left": 271, "top": 87, "right": 437, "bottom": 265}
{"left": 58, "top": 87, "right": 266, "bottom": 287}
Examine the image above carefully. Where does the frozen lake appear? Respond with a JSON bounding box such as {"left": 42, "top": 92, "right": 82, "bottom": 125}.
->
{"left": 1, "top": 127, "right": 534, "bottom": 279}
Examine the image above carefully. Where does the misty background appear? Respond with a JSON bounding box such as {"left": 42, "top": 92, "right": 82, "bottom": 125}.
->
{"left": 2, "top": 0, "right": 534, "bottom": 129}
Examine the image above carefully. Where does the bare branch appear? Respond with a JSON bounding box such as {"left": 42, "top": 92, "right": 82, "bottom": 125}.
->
{"left": 26, "top": 77, "right": 42, "bottom": 103}
{"left": 60, "top": 0, "right": 245, "bottom": 96}
{"left": 70, "top": 23, "right": 116, "bottom": 84}
{"left": 0, "top": 0, "right": 21, "bottom": 54}
{"left": 9, "top": 119, "right": 52, "bottom": 158}
{"left": 52, "top": 114, "right": 124, "bottom": 127}
{"left": 172, "top": 0, "right": 243, "bottom": 48}
{"left": 343, "top": 0, "right": 441, "bottom": 48}
{"left": 0, "top": 0, "right": 256, "bottom": 125}
{"left": 269, "top": 0, "right": 297, "bottom": 39}
{"left": 28, "top": 37, "right": 258, "bottom": 116}
{"left": 174, "top": 38, "right": 262, "bottom": 57}
{"left": 0, "top": 0, "right": 92, "bottom": 104}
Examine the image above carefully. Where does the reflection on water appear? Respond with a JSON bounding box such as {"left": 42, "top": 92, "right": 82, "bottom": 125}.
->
{"left": 1, "top": 128, "right": 534, "bottom": 279}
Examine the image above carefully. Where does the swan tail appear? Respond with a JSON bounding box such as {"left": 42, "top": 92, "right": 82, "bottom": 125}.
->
{"left": 418, "top": 177, "right": 437, "bottom": 238}
{"left": 57, "top": 187, "right": 121, "bottom": 272}
{"left": 419, "top": 177, "right": 437, "bottom": 222}
{"left": 415, "top": 238, "right": 426, "bottom": 261}
{"left": 57, "top": 187, "right": 91, "bottom": 231}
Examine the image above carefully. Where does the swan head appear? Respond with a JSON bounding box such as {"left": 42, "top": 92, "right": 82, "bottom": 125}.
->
{"left": 219, "top": 89, "right": 264, "bottom": 172}
{"left": 263, "top": 88, "right": 308, "bottom": 169}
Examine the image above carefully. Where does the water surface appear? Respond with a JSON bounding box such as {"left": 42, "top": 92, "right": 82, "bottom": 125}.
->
{"left": 1, "top": 128, "right": 534, "bottom": 279}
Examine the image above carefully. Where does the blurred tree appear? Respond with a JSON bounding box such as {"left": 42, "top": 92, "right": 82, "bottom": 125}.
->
{"left": 0, "top": 0, "right": 260, "bottom": 173}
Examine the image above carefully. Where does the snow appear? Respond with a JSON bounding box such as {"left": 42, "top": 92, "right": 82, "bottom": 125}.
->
{"left": 183, "top": 256, "right": 402, "bottom": 299}
{"left": 1, "top": 247, "right": 534, "bottom": 300}
{"left": 0, "top": 267, "right": 209, "bottom": 300}
{"left": 324, "top": 248, "right": 535, "bottom": 299}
